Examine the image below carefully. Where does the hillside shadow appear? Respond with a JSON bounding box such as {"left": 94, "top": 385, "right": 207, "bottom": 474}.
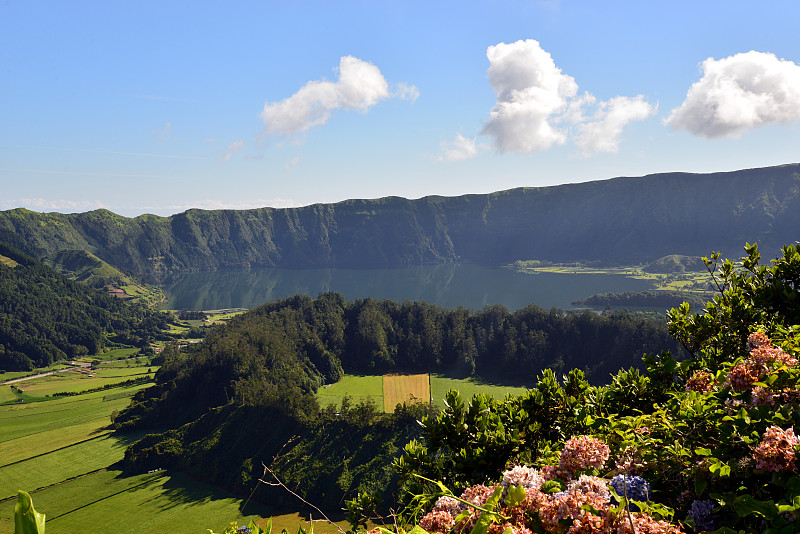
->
{"left": 142, "top": 470, "right": 277, "bottom": 518}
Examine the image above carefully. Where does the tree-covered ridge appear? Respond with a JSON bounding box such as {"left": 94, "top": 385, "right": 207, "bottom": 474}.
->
{"left": 0, "top": 243, "right": 170, "bottom": 370}
{"left": 117, "top": 294, "right": 681, "bottom": 429}
{"left": 571, "top": 290, "right": 710, "bottom": 310}
{"left": 1, "top": 164, "right": 799, "bottom": 279}
{"left": 112, "top": 292, "right": 681, "bottom": 514}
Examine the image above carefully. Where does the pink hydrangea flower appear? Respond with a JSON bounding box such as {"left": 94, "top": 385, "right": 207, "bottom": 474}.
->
{"left": 502, "top": 465, "right": 544, "bottom": 491}
{"left": 685, "top": 370, "right": 715, "bottom": 393}
{"left": 419, "top": 509, "right": 455, "bottom": 534}
{"left": 747, "top": 331, "right": 771, "bottom": 351}
{"left": 558, "top": 436, "right": 610, "bottom": 474}
{"left": 754, "top": 426, "right": 799, "bottom": 472}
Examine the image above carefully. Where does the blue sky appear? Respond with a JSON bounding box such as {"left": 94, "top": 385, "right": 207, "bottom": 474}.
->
{"left": 2, "top": 1, "right": 799, "bottom": 217}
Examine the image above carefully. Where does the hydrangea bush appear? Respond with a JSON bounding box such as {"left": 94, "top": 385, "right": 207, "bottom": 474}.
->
{"left": 380, "top": 244, "right": 800, "bottom": 534}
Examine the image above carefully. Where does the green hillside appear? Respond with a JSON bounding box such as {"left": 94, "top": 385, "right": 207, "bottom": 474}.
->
{"left": 1, "top": 164, "right": 798, "bottom": 280}
{"left": 0, "top": 244, "right": 171, "bottom": 370}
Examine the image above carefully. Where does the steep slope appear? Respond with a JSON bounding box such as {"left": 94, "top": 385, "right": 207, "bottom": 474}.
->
{"left": 0, "top": 164, "right": 798, "bottom": 279}
{"left": 0, "top": 244, "right": 170, "bottom": 370}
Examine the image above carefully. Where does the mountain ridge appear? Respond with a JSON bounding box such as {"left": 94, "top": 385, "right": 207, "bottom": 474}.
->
{"left": 1, "top": 163, "right": 798, "bottom": 280}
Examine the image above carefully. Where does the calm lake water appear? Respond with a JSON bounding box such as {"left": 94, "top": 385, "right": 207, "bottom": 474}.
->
{"left": 162, "top": 264, "right": 656, "bottom": 312}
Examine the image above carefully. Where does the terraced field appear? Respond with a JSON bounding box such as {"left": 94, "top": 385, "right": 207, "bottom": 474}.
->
{"left": 0, "top": 362, "right": 350, "bottom": 533}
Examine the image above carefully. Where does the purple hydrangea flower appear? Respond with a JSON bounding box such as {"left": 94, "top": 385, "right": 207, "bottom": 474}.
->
{"left": 688, "top": 499, "right": 714, "bottom": 531}
{"left": 609, "top": 474, "right": 650, "bottom": 503}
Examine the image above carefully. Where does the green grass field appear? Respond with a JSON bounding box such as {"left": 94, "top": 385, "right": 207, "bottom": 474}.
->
{"left": 13, "top": 367, "right": 154, "bottom": 398}
{"left": 0, "top": 386, "right": 150, "bottom": 443}
{"left": 0, "top": 364, "right": 351, "bottom": 534}
{"left": 430, "top": 375, "right": 528, "bottom": 408}
{"left": 316, "top": 373, "right": 530, "bottom": 413}
{"left": 0, "top": 468, "right": 349, "bottom": 534}
{"left": 316, "top": 374, "right": 384, "bottom": 409}
{"left": 93, "top": 347, "right": 139, "bottom": 361}
{"left": 0, "top": 364, "right": 73, "bottom": 384}
{"left": 0, "top": 386, "right": 17, "bottom": 404}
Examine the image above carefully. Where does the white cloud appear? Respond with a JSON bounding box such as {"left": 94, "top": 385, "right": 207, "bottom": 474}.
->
{"left": 575, "top": 96, "right": 657, "bottom": 154}
{"left": 437, "top": 134, "right": 479, "bottom": 161}
{"left": 260, "top": 56, "right": 417, "bottom": 137}
{"left": 393, "top": 82, "right": 420, "bottom": 103}
{"left": 479, "top": 39, "right": 653, "bottom": 155}
{"left": 222, "top": 140, "right": 245, "bottom": 161}
{"left": 481, "top": 39, "right": 577, "bottom": 153}
{"left": 1, "top": 198, "right": 108, "bottom": 213}
{"left": 666, "top": 51, "right": 800, "bottom": 138}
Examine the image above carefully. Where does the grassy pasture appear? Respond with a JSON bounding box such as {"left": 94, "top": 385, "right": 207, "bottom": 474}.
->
{"left": 0, "top": 418, "right": 112, "bottom": 467}
{"left": 93, "top": 347, "right": 139, "bottom": 361}
{"left": 316, "top": 374, "right": 384, "bottom": 409}
{"left": 0, "top": 432, "right": 141, "bottom": 501}
{"left": 0, "top": 468, "right": 348, "bottom": 534}
{"left": 430, "top": 375, "right": 528, "bottom": 408}
{"left": 0, "top": 381, "right": 151, "bottom": 501}
{"left": 316, "top": 373, "right": 531, "bottom": 413}
{"left": 0, "top": 364, "right": 73, "bottom": 384}
{"left": 0, "top": 361, "right": 356, "bottom": 533}
{"left": 0, "top": 388, "right": 146, "bottom": 442}
{"left": 0, "top": 386, "right": 17, "bottom": 404}
{"left": 13, "top": 367, "right": 154, "bottom": 398}
{"left": 383, "top": 374, "right": 430, "bottom": 413}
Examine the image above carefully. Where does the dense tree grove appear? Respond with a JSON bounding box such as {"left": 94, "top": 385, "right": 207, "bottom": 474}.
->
{"left": 115, "top": 293, "right": 680, "bottom": 432}
{"left": 114, "top": 290, "right": 683, "bottom": 518}
{"left": 0, "top": 242, "right": 170, "bottom": 370}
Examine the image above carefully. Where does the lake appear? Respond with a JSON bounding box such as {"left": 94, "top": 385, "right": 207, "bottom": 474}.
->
{"left": 161, "top": 264, "right": 656, "bottom": 312}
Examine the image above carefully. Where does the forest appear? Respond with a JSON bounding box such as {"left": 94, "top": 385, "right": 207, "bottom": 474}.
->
{"left": 0, "top": 242, "right": 170, "bottom": 370}
{"left": 112, "top": 291, "right": 683, "bottom": 512}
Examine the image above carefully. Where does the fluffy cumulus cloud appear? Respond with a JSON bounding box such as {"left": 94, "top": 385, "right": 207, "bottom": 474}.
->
{"left": 478, "top": 39, "right": 654, "bottom": 155}
{"left": 260, "top": 56, "right": 417, "bottom": 137}
{"left": 482, "top": 39, "right": 578, "bottom": 152}
{"left": 438, "top": 134, "right": 479, "bottom": 161}
{"left": 575, "top": 96, "right": 657, "bottom": 154}
{"left": 666, "top": 51, "right": 800, "bottom": 138}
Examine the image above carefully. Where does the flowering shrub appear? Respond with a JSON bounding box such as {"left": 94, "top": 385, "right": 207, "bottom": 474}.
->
{"left": 414, "top": 459, "right": 681, "bottom": 534}
{"left": 383, "top": 244, "right": 800, "bottom": 534}
{"left": 752, "top": 425, "right": 799, "bottom": 472}
{"left": 557, "top": 435, "right": 610, "bottom": 475}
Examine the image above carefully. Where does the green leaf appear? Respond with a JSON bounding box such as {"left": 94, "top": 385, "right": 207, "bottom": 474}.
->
{"left": 14, "top": 491, "right": 46, "bottom": 534}
{"left": 540, "top": 480, "right": 563, "bottom": 494}
{"left": 407, "top": 527, "right": 429, "bottom": 534}
{"left": 469, "top": 487, "right": 503, "bottom": 534}
{"left": 505, "top": 485, "right": 527, "bottom": 507}
{"left": 695, "top": 478, "right": 708, "bottom": 495}
{"left": 695, "top": 447, "right": 713, "bottom": 456}
{"left": 732, "top": 495, "right": 779, "bottom": 520}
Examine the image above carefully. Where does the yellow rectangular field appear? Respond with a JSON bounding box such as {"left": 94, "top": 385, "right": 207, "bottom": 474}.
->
{"left": 383, "top": 373, "right": 430, "bottom": 413}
